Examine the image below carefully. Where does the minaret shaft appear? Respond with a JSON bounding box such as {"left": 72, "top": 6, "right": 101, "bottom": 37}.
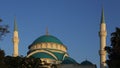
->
{"left": 99, "top": 9, "right": 107, "bottom": 68}
{"left": 13, "top": 18, "right": 19, "bottom": 57}
{"left": 99, "top": 30, "right": 107, "bottom": 68}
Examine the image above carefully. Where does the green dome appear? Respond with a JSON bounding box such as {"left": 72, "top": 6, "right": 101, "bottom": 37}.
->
{"left": 32, "top": 35, "right": 63, "bottom": 45}
{"left": 81, "top": 60, "right": 93, "bottom": 65}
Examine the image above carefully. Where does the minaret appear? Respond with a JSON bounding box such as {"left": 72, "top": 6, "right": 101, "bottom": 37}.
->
{"left": 99, "top": 8, "right": 107, "bottom": 68}
{"left": 12, "top": 17, "right": 19, "bottom": 57}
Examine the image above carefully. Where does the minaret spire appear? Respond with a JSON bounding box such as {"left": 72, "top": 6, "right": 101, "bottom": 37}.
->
{"left": 46, "top": 27, "right": 49, "bottom": 35}
{"left": 12, "top": 17, "right": 19, "bottom": 57}
{"left": 14, "top": 17, "right": 18, "bottom": 31}
{"left": 101, "top": 7, "right": 105, "bottom": 23}
{"left": 99, "top": 8, "right": 107, "bottom": 68}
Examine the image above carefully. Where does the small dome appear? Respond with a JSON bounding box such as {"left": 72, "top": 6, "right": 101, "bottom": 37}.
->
{"left": 32, "top": 35, "right": 63, "bottom": 45}
{"left": 81, "top": 60, "right": 93, "bottom": 65}
{"left": 62, "top": 57, "right": 78, "bottom": 64}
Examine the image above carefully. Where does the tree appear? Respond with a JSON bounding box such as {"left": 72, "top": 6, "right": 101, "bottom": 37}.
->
{"left": 105, "top": 27, "right": 120, "bottom": 68}
{"left": 0, "top": 19, "right": 2, "bottom": 22}
{"left": 0, "top": 49, "right": 5, "bottom": 58}
{"left": 0, "top": 49, "right": 5, "bottom": 67}
{"left": 0, "top": 18, "right": 9, "bottom": 39}
{"left": 0, "top": 18, "right": 9, "bottom": 68}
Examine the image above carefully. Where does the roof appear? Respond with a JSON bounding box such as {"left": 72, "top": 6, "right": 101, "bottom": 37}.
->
{"left": 32, "top": 35, "right": 63, "bottom": 45}
{"left": 29, "top": 50, "right": 67, "bottom": 61}
{"left": 30, "top": 52, "right": 56, "bottom": 60}
{"left": 62, "top": 57, "right": 78, "bottom": 64}
{"left": 81, "top": 60, "right": 93, "bottom": 65}
{"left": 52, "top": 52, "right": 64, "bottom": 61}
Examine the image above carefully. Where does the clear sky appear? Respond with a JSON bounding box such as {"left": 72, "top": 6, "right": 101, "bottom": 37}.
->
{"left": 0, "top": 0, "right": 120, "bottom": 68}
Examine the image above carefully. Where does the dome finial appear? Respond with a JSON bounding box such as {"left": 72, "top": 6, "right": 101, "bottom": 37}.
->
{"left": 46, "top": 27, "right": 49, "bottom": 35}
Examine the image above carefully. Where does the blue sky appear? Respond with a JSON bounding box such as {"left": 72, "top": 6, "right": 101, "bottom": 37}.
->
{"left": 0, "top": 0, "right": 120, "bottom": 68}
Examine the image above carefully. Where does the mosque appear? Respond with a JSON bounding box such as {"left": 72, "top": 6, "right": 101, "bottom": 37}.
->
{"left": 12, "top": 9, "right": 107, "bottom": 68}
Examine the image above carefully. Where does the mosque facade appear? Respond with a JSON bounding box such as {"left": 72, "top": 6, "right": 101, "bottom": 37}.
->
{"left": 12, "top": 9, "right": 107, "bottom": 68}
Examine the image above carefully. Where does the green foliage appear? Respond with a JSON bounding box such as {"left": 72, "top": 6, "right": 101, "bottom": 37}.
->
{"left": 0, "top": 19, "right": 2, "bottom": 22}
{"left": 105, "top": 27, "right": 120, "bottom": 68}
{"left": 0, "top": 49, "right": 5, "bottom": 58}
{"left": 0, "top": 49, "right": 7, "bottom": 68}
{"left": 0, "top": 18, "right": 9, "bottom": 39}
